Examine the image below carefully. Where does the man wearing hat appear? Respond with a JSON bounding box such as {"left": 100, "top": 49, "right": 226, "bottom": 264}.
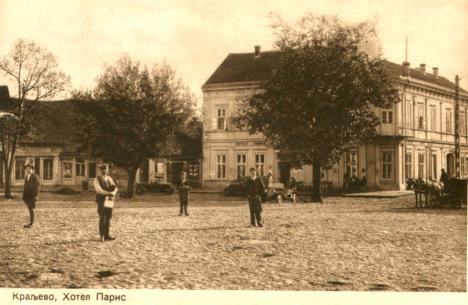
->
{"left": 93, "top": 164, "right": 118, "bottom": 241}
{"left": 23, "top": 163, "right": 40, "bottom": 228}
{"left": 245, "top": 167, "right": 265, "bottom": 227}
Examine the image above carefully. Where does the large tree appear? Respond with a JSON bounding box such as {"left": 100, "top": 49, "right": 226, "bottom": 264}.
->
{"left": 234, "top": 15, "right": 399, "bottom": 202}
{"left": 74, "top": 55, "right": 195, "bottom": 198}
{"left": 0, "top": 39, "right": 70, "bottom": 198}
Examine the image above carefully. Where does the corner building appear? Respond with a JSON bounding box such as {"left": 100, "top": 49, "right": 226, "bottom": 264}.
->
{"left": 201, "top": 48, "right": 468, "bottom": 191}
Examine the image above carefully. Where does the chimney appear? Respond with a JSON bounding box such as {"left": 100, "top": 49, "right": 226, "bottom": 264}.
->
{"left": 254, "top": 45, "right": 261, "bottom": 57}
{"left": 419, "top": 63, "right": 426, "bottom": 74}
{"left": 432, "top": 67, "right": 439, "bottom": 79}
{"left": 402, "top": 61, "right": 410, "bottom": 77}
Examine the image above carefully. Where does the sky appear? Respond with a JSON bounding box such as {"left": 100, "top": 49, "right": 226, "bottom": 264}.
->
{"left": 0, "top": 0, "right": 467, "bottom": 106}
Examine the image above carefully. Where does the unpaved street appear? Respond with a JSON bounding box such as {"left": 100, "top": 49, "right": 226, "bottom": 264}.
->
{"left": 0, "top": 194, "right": 466, "bottom": 291}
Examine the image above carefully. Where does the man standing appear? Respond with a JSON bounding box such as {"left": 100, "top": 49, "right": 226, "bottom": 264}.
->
{"left": 245, "top": 167, "right": 265, "bottom": 227}
{"left": 23, "top": 164, "right": 40, "bottom": 228}
{"left": 94, "top": 164, "right": 118, "bottom": 241}
{"left": 177, "top": 171, "right": 190, "bottom": 216}
{"left": 440, "top": 168, "right": 449, "bottom": 185}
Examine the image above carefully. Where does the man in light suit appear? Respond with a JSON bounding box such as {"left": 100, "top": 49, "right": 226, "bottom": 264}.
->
{"left": 23, "top": 164, "right": 40, "bottom": 228}
{"left": 94, "top": 164, "right": 118, "bottom": 241}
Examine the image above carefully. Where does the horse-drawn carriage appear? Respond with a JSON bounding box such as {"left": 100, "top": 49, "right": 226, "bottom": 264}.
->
{"left": 407, "top": 178, "right": 467, "bottom": 208}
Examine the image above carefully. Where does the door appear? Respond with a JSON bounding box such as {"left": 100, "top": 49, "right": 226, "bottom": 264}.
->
{"left": 0, "top": 154, "right": 3, "bottom": 188}
{"left": 140, "top": 160, "right": 149, "bottom": 183}
{"left": 170, "top": 162, "right": 184, "bottom": 184}
{"left": 447, "top": 153, "right": 455, "bottom": 178}
{"left": 278, "top": 162, "right": 291, "bottom": 187}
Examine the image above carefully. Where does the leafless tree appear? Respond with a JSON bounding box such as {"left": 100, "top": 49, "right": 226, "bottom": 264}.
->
{"left": 0, "top": 39, "right": 70, "bottom": 198}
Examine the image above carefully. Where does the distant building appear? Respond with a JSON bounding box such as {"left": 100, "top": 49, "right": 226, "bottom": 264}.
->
{"left": 201, "top": 46, "right": 468, "bottom": 191}
{"left": 0, "top": 92, "right": 201, "bottom": 190}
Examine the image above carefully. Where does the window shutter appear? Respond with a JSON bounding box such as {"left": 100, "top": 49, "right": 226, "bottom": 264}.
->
{"left": 212, "top": 118, "right": 217, "bottom": 130}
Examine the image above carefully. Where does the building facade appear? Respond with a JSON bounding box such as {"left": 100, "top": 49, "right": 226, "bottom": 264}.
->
{"left": 201, "top": 48, "right": 468, "bottom": 191}
{"left": 0, "top": 90, "right": 201, "bottom": 190}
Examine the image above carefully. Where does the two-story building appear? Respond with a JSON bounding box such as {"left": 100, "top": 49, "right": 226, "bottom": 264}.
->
{"left": 201, "top": 46, "right": 468, "bottom": 191}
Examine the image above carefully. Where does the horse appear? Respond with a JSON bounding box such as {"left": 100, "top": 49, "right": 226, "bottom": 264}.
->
{"left": 413, "top": 178, "right": 444, "bottom": 208}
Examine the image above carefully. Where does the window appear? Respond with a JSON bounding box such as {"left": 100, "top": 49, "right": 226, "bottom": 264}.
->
{"left": 155, "top": 162, "right": 164, "bottom": 175}
{"left": 461, "top": 157, "right": 465, "bottom": 176}
{"left": 188, "top": 162, "right": 199, "bottom": 178}
{"left": 430, "top": 154, "right": 437, "bottom": 180}
{"left": 88, "top": 161, "right": 96, "bottom": 178}
{"left": 446, "top": 109, "right": 452, "bottom": 133}
{"left": 345, "top": 151, "right": 358, "bottom": 177}
{"left": 236, "top": 154, "right": 247, "bottom": 179}
{"left": 418, "top": 152, "right": 425, "bottom": 178}
{"left": 255, "top": 153, "right": 265, "bottom": 176}
{"left": 382, "top": 152, "right": 393, "bottom": 180}
{"left": 417, "top": 104, "right": 425, "bottom": 129}
{"left": 405, "top": 152, "right": 412, "bottom": 179}
{"left": 43, "top": 159, "right": 54, "bottom": 180}
{"left": 62, "top": 161, "right": 72, "bottom": 179}
{"left": 382, "top": 104, "right": 393, "bottom": 124}
{"left": 216, "top": 154, "right": 226, "bottom": 179}
{"left": 15, "top": 158, "right": 26, "bottom": 180}
{"left": 430, "top": 105, "right": 437, "bottom": 131}
{"left": 75, "top": 159, "right": 85, "bottom": 177}
{"left": 217, "top": 108, "right": 226, "bottom": 130}
{"left": 405, "top": 102, "right": 412, "bottom": 127}
{"left": 465, "top": 157, "right": 468, "bottom": 176}
{"left": 34, "top": 157, "right": 41, "bottom": 177}
{"left": 460, "top": 112, "right": 466, "bottom": 136}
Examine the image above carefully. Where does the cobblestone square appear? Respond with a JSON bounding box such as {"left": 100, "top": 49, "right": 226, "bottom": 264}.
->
{"left": 0, "top": 194, "right": 466, "bottom": 291}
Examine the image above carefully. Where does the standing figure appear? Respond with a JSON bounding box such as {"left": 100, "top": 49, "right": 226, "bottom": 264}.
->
{"left": 245, "top": 167, "right": 265, "bottom": 227}
{"left": 93, "top": 164, "right": 118, "bottom": 241}
{"left": 23, "top": 164, "right": 40, "bottom": 228}
{"left": 440, "top": 168, "right": 448, "bottom": 185}
{"left": 177, "top": 171, "right": 190, "bottom": 216}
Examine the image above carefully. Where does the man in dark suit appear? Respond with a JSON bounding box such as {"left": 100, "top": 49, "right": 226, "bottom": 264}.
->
{"left": 177, "top": 171, "right": 190, "bottom": 216}
{"left": 93, "top": 164, "right": 118, "bottom": 241}
{"left": 23, "top": 164, "right": 40, "bottom": 228}
{"left": 245, "top": 167, "right": 265, "bottom": 227}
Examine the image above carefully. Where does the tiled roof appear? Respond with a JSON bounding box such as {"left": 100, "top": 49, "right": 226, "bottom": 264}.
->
{"left": 204, "top": 50, "right": 467, "bottom": 94}
{"left": 0, "top": 97, "right": 80, "bottom": 149}
{"left": 27, "top": 100, "right": 80, "bottom": 149}
{"left": 204, "top": 51, "right": 283, "bottom": 85}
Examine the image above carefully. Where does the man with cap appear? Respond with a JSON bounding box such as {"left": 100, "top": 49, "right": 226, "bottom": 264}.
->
{"left": 93, "top": 164, "right": 118, "bottom": 241}
{"left": 245, "top": 167, "right": 265, "bottom": 227}
{"left": 23, "top": 163, "right": 40, "bottom": 228}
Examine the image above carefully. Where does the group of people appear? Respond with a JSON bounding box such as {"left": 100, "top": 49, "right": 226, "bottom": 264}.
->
{"left": 20, "top": 163, "right": 267, "bottom": 240}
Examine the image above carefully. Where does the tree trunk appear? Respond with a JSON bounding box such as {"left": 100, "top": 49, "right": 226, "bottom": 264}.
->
{"left": 126, "top": 167, "right": 138, "bottom": 198}
{"left": 2, "top": 135, "right": 18, "bottom": 199}
{"left": 2, "top": 148, "right": 15, "bottom": 199}
{"left": 4, "top": 165, "right": 12, "bottom": 199}
{"left": 311, "top": 159, "right": 322, "bottom": 203}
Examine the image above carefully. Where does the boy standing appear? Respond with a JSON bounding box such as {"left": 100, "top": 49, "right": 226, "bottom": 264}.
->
{"left": 178, "top": 171, "right": 190, "bottom": 216}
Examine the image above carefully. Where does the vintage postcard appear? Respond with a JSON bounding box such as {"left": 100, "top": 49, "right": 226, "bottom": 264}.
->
{"left": 0, "top": 1, "right": 467, "bottom": 305}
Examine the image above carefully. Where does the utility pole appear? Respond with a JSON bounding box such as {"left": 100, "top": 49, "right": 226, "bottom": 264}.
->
{"left": 455, "top": 75, "right": 460, "bottom": 178}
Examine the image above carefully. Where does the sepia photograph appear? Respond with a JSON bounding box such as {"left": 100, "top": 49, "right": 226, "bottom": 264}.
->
{"left": 0, "top": 1, "right": 467, "bottom": 304}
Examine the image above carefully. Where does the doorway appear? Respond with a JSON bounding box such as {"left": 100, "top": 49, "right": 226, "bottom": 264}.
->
{"left": 168, "top": 161, "right": 184, "bottom": 184}
{"left": 278, "top": 162, "right": 291, "bottom": 187}
{"left": 139, "top": 160, "right": 149, "bottom": 183}
{"left": 0, "top": 154, "right": 3, "bottom": 188}
{"left": 446, "top": 153, "right": 455, "bottom": 178}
